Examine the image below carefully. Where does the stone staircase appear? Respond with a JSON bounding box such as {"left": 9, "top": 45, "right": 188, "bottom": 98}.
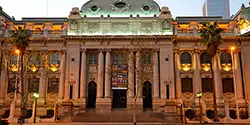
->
{"left": 73, "top": 109, "right": 180, "bottom": 123}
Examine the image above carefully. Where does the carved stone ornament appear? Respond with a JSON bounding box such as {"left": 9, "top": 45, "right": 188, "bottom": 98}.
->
{"left": 111, "top": 0, "right": 130, "bottom": 12}
{"left": 140, "top": 4, "right": 152, "bottom": 15}
{"left": 68, "top": 7, "right": 81, "bottom": 20}
{"left": 112, "top": 23, "right": 129, "bottom": 34}
{"left": 88, "top": 22, "right": 100, "bottom": 34}
{"left": 159, "top": 6, "right": 172, "bottom": 18}
{"left": 88, "top": 4, "right": 101, "bottom": 15}
{"left": 70, "top": 20, "right": 78, "bottom": 30}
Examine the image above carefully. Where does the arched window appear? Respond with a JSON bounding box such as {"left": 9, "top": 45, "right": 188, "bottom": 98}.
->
{"left": 29, "top": 55, "right": 40, "bottom": 65}
{"left": 50, "top": 53, "right": 60, "bottom": 65}
{"left": 220, "top": 52, "right": 232, "bottom": 64}
{"left": 200, "top": 52, "right": 211, "bottom": 64}
{"left": 10, "top": 55, "right": 18, "bottom": 64}
{"left": 180, "top": 52, "right": 192, "bottom": 64}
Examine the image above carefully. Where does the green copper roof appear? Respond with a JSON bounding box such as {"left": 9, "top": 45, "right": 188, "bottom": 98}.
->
{"left": 81, "top": 0, "right": 161, "bottom": 17}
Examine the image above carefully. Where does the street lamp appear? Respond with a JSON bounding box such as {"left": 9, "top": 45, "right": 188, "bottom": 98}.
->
{"left": 11, "top": 49, "right": 20, "bottom": 123}
{"left": 33, "top": 93, "right": 39, "bottom": 123}
{"left": 197, "top": 92, "right": 202, "bottom": 123}
{"left": 230, "top": 46, "right": 239, "bottom": 120}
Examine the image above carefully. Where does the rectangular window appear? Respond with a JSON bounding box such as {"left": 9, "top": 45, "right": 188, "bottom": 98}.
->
{"left": 166, "top": 85, "right": 169, "bottom": 99}
{"left": 8, "top": 78, "right": 18, "bottom": 93}
{"left": 112, "top": 53, "right": 126, "bottom": 65}
{"left": 181, "top": 78, "right": 193, "bottom": 93}
{"left": 88, "top": 53, "right": 98, "bottom": 64}
{"left": 28, "top": 78, "right": 40, "bottom": 93}
{"left": 222, "top": 78, "right": 234, "bottom": 93}
{"left": 143, "top": 53, "right": 152, "bottom": 64}
{"left": 202, "top": 78, "right": 213, "bottom": 93}
{"left": 48, "top": 78, "right": 59, "bottom": 93}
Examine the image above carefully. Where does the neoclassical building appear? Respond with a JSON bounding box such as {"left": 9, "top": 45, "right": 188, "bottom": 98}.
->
{"left": 1, "top": 0, "right": 250, "bottom": 123}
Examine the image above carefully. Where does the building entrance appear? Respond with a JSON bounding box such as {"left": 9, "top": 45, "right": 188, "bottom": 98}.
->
{"left": 143, "top": 81, "right": 152, "bottom": 109}
{"left": 112, "top": 90, "right": 127, "bottom": 108}
{"left": 87, "top": 82, "right": 97, "bottom": 108}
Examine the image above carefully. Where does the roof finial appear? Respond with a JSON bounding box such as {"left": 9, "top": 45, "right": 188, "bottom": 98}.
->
{"left": 241, "top": 3, "right": 246, "bottom": 9}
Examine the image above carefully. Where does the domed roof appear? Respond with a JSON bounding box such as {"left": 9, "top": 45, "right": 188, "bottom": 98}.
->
{"left": 238, "top": 5, "right": 250, "bottom": 21}
{"left": 81, "top": 0, "right": 161, "bottom": 17}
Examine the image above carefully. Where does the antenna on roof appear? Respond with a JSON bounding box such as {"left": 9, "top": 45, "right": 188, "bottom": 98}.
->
{"left": 46, "top": 0, "right": 49, "bottom": 16}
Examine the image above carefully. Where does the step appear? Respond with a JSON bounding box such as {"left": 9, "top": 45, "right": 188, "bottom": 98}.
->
{"left": 73, "top": 111, "right": 180, "bottom": 123}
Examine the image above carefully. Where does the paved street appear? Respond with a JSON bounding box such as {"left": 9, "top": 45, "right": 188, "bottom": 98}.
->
{"left": 8, "top": 122, "right": 250, "bottom": 125}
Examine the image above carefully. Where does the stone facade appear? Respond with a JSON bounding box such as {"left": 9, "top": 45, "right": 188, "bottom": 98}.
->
{"left": 0, "top": 0, "right": 250, "bottom": 124}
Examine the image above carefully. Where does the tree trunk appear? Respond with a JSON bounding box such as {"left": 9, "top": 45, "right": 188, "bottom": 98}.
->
{"left": 20, "top": 54, "right": 25, "bottom": 125}
{"left": 133, "top": 96, "right": 137, "bottom": 125}
{"left": 211, "top": 56, "right": 218, "bottom": 121}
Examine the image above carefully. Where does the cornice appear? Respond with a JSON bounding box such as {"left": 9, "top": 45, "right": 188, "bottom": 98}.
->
{"left": 174, "top": 36, "right": 250, "bottom": 42}
{"left": 62, "top": 35, "right": 176, "bottom": 40}
{"left": 30, "top": 37, "right": 65, "bottom": 43}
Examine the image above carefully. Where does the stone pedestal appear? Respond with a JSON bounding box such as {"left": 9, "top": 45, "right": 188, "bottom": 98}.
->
{"left": 127, "top": 98, "right": 143, "bottom": 113}
{"left": 60, "top": 101, "right": 73, "bottom": 122}
{"left": 217, "top": 102, "right": 226, "bottom": 118}
{"left": 164, "top": 101, "right": 176, "bottom": 113}
{"left": 37, "top": 98, "right": 45, "bottom": 106}
{"left": 152, "top": 98, "right": 162, "bottom": 112}
{"left": 96, "top": 98, "right": 112, "bottom": 112}
{"left": 78, "top": 98, "right": 86, "bottom": 113}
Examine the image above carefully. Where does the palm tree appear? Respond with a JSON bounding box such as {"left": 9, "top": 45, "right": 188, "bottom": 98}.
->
{"left": 200, "top": 21, "right": 223, "bottom": 121}
{"left": 10, "top": 26, "right": 31, "bottom": 124}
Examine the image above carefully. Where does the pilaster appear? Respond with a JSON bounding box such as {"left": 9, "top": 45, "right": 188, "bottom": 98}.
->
{"left": 79, "top": 49, "right": 87, "bottom": 111}
{"left": 59, "top": 52, "right": 66, "bottom": 101}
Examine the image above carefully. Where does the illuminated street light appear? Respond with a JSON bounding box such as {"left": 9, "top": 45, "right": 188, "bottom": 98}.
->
{"left": 15, "top": 49, "right": 20, "bottom": 54}
{"left": 33, "top": 93, "right": 39, "bottom": 123}
{"left": 197, "top": 91, "right": 202, "bottom": 123}
{"left": 33, "top": 93, "right": 39, "bottom": 98}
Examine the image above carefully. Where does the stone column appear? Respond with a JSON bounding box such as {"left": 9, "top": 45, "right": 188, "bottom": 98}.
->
{"left": 212, "top": 54, "right": 223, "bottom": 101}
{"left": 0, "top": 56, "right": 7, "bottom": 104}
{"left": 234, "top": 52, "right": 244, "bottom": 99}
{"left": 128, "top": 51, "right": 135, "bottom": 98}
{"left": 59, "top": 52, "right": 66, "bottom": 101}
{"left": 38, "top": 52, "right": 47, "bottom": 105}
{"left": 174, "top": 51, "right": 181, "bottom": 99}
{"left": 79, "top": 49, "right": 87, "bottom": 109}
{"left": 153, "top": 51, "right": 159, "bottom": 98}
{"left": 136, "top": 51, "right": 143, "bottom": 98}
{"left": 104, "top": 49, "right": 111, "bottom": 98}
{"left": 135, "top": 51, "right": 143, "bottom": 112}
{"left": 97, "top": 50, "right": 104, "bottom": 98}
{"left": 193, "top": 50, "right": 201, "bottom": 97}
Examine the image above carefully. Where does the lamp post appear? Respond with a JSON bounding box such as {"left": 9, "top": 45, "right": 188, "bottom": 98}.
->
{"left": 231, "top": 47, "right": 239, "bottom": 120}
{"left": 197, "top": 92, "right": 202, "bottom": 123}
{"left": 11, "top": 49, "right": 20, "bottom": 123}
{"left": 33, "top": 93, "right": 39, "bottom": 123}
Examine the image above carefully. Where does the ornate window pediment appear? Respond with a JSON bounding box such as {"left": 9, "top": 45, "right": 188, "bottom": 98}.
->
{"left": 111, "top": 0, "right": 130, "bottom": 12}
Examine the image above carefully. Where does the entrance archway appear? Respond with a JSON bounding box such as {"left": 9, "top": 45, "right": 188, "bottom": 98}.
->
{"left": 87, "top": 81, "right": 97, "bottom": 108}
{"left": 112, "top": 89, "right": 127, "bottom": 108}
{"left": 143, "top": 81, "right": 152, "bottom": 109}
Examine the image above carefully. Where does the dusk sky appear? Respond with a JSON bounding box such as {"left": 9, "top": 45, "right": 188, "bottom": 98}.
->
{"left": 1, "top": 0, "right": 249, "bottom": 20}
